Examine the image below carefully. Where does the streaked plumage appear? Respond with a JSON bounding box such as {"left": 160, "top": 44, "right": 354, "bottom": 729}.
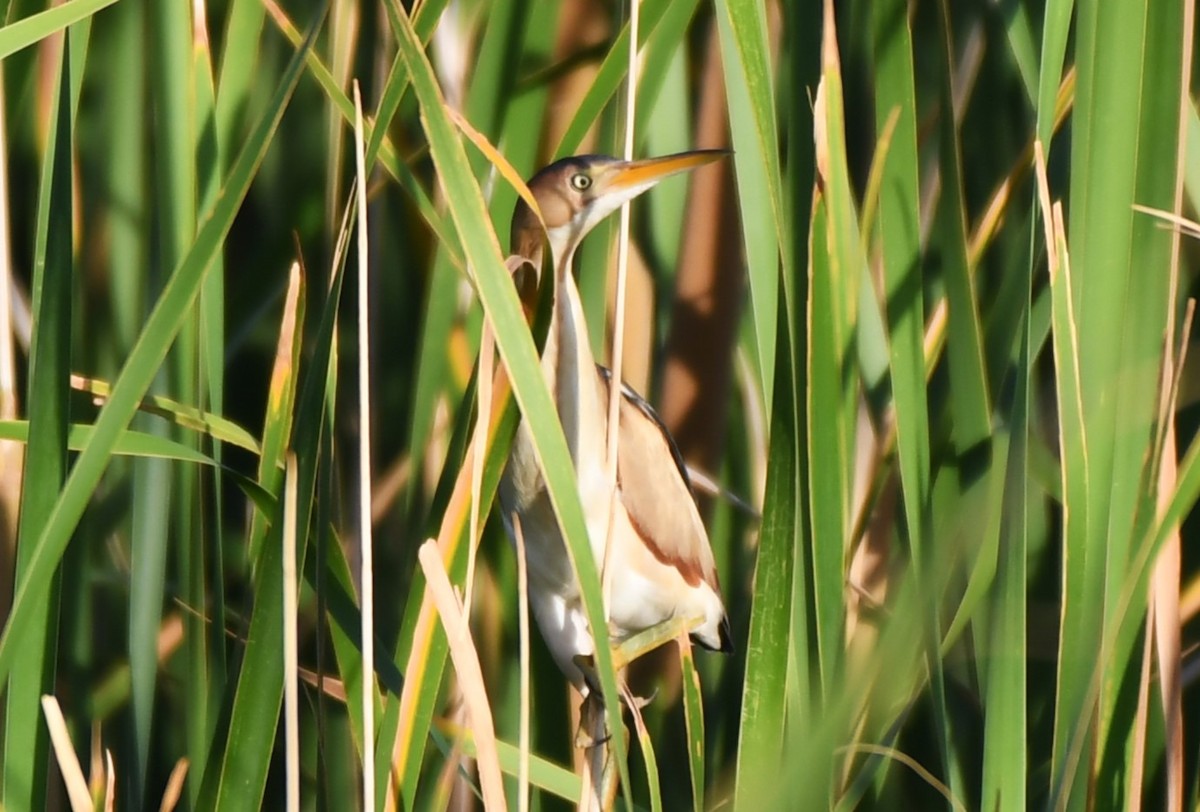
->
{"left": 498, "top": 152, "right": 732, "bottom": 691}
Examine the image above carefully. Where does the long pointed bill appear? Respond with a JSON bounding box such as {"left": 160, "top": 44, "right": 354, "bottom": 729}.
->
{"left": 605, "top": 149, "right": 728, "bottom": 193}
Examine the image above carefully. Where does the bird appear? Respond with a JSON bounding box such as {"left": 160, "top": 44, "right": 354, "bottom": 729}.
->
{"left": 498, "top": 151, "right": 733, "bottom": 695}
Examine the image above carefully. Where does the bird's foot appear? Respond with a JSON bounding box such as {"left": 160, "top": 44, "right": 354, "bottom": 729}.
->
{"left": 574, "top": 690, "right": 611, "bottom": 749}
{"left": 612, "top": 613, "right": 705, "bottom": 671}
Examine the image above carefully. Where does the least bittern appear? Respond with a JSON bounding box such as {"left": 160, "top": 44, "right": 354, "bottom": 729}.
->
{"left": 498, "top": 151, "right": 732, "bottom": 695}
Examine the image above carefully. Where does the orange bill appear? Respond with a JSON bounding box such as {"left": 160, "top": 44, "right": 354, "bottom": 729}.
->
{"left": 606, "top": 149, "right": 729, "bottom": 190}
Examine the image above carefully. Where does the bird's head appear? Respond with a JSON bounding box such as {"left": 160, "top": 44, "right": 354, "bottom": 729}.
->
{"left": 510, "top": 150, "right": 726, "bottom": 271}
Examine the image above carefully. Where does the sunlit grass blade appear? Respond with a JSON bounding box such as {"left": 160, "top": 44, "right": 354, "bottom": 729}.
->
{"left": 0, "top": 417, "right": 246, "bottom": 467}
{"left": 69, "top": 375, "right": 260, "bottom": 454}
{"left": 0, "top": 0, "right": 113, "bottom": 59}
{"left": 282, "top": 454, "right": 300, "bottom": 812}
{"left": 1035, "top": 1, "right": 1075, "bottom": 145}
{"left": 733, "top": 0, "right": 814, "bottom": 803}
{"left": 628, "top": 697, "right": 662, "bottom": 812}
{"left": 1038, "top": 145, "right": 1092, "bottom": 808}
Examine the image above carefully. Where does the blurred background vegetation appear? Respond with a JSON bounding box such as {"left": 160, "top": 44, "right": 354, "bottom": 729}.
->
{"left": 0, "top": 0, "right": 1197, "bottom": 809}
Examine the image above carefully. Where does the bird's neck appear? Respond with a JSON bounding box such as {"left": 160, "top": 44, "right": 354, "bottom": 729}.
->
{"left": 540, "top": 251, "right": 607, "bottom": 478}
{"left": 509, "top": 226, "right": 600, "bottom": 450}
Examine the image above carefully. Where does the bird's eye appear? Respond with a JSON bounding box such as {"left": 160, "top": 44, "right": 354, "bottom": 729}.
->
{"left": 569, "top": 173, "right": 592, "bottom": 191}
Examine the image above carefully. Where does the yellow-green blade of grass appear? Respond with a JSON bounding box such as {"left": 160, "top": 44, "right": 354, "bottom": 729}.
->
{"left": 387, "top": 3, "right": 633, "bottom": 803}
{"left": 979, "top": 386, "right": 1030, "bottom": 812}
{"left": 712, "top": 0, "right": 785, "bottom": 407}
{"left": 0, "top": 0, "right": 114, "bottom": 59}
{"left": 71, "top": 376, "right": 261, "bottom": 455}
{"left": 632, "top": 703, "right": 664, "bottom": 812}
{"left": 4, "top": 26, "right": 77, "bottom": 812}
{"left": 0, "top": 14, "right": 316, "bottom": 694}
{"left": 1042, "top": 193, "right": 1095, "bottom": 810}
{"left": 0, "top": 420, "right": 256, "bottom": 472}
{"left": 438, "top": 722, "right": 583, "bottom": 801}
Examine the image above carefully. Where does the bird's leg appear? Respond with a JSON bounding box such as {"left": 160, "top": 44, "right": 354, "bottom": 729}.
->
{"left": 577, "top": 696, "right": 624, "bottom": 812}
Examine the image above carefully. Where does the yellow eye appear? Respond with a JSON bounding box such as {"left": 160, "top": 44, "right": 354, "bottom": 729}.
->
{"left": 569, "top": 173, "right": 592, "bottom": 191}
